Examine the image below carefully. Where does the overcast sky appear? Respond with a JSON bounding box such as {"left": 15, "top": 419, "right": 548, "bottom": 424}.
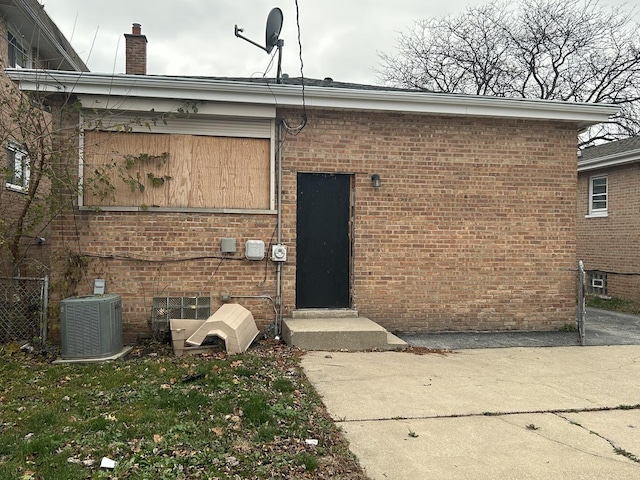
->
{"left": 43, "top": 0, "right": 634, "bottom": 85}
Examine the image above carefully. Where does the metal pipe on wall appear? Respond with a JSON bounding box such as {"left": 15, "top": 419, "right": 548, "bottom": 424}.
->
{"left": 274, "top": 121, "right": 284, "bottom": 337}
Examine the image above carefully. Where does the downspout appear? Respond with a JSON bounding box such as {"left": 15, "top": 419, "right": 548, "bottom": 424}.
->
{"left": 274, "top": 120, "right": 284, "bottom": 337}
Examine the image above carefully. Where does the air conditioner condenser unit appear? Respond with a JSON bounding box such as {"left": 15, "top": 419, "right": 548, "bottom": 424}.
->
{"left": 60, "top": 294, "right": 123, "bottom": 359}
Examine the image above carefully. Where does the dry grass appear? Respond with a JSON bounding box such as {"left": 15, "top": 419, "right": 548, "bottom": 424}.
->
{"left": 0, "top": 340, "right": 369, "bottom": 479}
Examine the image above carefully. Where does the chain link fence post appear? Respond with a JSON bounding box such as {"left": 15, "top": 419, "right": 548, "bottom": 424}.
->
{"left": 577, "top": 260, "right": 586, "bottom": 346}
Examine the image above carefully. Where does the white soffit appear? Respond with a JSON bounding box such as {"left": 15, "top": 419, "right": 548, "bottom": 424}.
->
{"left": 76, "top": 95, "right": 276, "bottom": 119}
{"left": 81, "top": 111, "right": 273, "bottom": 138}
{"left": 7, "top": 69, "right": 619, "bottom": 126}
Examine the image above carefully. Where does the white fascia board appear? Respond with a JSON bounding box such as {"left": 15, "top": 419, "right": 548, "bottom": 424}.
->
{"left": 76, "top": 95, "right": 275, "bottom": 118}
{"left": 578, "top": 148, "right": 640, "bottom": 172}
{"left": 294, "top": 87, "right": 617, "bottom": 126}
{"left": 7, "top": 69, "right": 618, "bottom": 125}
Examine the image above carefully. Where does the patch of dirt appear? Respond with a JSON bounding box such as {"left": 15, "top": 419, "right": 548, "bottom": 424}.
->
{"left": 402, "top": 346, "right": 453, "bottom": 356}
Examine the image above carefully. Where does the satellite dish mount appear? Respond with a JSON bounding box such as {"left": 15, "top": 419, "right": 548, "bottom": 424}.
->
{"left": 235, "top": 8, "right": 284, "bottom": 83}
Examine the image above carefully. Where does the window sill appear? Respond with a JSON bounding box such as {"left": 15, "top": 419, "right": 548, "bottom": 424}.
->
{"left": 585, "top": 212, "right": 608, "bottom": 218}
{"left": 5, "top": 183, "right": 28, "bottom": 194}
{"left": 79, "top": 206, "right": 277, "bottom": 215}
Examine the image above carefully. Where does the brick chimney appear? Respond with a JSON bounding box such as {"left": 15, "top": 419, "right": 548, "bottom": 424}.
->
{"left": 124, "top": 23, "right": 147, "bottom": 75}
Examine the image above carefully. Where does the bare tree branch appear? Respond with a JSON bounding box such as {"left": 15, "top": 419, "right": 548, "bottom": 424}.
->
{"left": 378, "top": 0, "right": 640, "bottom": 147}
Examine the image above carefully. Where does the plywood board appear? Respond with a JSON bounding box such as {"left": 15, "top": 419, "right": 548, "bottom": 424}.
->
{"left": 83, "top": 131, "right": 270, "bottom": 209}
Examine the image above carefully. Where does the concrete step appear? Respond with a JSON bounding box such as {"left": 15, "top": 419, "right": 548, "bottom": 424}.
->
{"left": 282, "top": 316, "right": 407, "bottom": 351}
{"left": 292, "top": 309, "right": 358, "bottom": 319}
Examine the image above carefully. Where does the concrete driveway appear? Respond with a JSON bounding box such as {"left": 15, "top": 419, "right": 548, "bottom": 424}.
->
{"left": 300, "top": 310, "right": 640, "bottom": 479}
{"left": 398, "top": 308, "right": 640, "bottom": 349}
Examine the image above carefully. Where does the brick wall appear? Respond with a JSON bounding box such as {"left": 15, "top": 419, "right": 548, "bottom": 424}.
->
{"left": 280, "top": 109, "right": 578, "bottom": 332}
{"left": 48, "top": 106, "right": 579, "bottom": 342}
{"left": 0, "top": 18, "right": 8, "bottom": 66}
{"left": 577, "top": 164, "right": 640, "bottom": 302}
{"left": 49, "top": 211, "right": 278, "bottom": 342}
{"left": 0, "top": 17, "right": 52, "bottom": 277}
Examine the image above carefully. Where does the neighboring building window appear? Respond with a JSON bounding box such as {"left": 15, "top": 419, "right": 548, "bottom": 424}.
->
{"left": 588, "top": 272, "right": 607, "bottom": 296}
{"left": 8, "top": 32, "right": 31, "bottom": 68}
{"left": 588, "top": 175, "right": 607, "bottom": 216}
{"left": 6, "top": 143, "right": 30, "bottom": 191}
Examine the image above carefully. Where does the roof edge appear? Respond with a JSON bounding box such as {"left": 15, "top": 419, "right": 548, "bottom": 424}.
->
{"left": 578, "top": 148, "right": 640, "bottom": 172}
{"left": 6, "top": 69, "right": 619, "bottom": 126}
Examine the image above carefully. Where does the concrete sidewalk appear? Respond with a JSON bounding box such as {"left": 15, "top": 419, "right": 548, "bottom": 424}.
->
{"left": 301, "top": 346, "right": 640, "bottom": 479}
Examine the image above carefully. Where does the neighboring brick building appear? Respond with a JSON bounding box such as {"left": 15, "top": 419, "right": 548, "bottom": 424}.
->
{"left": 9, "top": 67, "right": 616, "bottom": 342}
{"left": 0, "top": 0, "right": 87, "bottom": 277}
{"left": 577, "top": 136, "right": 640, "bottom": 302}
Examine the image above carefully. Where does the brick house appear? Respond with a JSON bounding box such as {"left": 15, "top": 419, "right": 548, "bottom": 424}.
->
{"left": 0, "top": 0, "right": 87, "bottom": 277}
{"left": 577, "top": 136, "right": 640, "bottom": 302}
{"left": 8, "top": 57, "right": 616, "bottom": 341}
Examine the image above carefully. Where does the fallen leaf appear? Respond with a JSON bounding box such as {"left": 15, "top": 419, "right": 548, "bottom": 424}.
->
{"left": 153, "top": 434, "right": 162, "bottom": 443}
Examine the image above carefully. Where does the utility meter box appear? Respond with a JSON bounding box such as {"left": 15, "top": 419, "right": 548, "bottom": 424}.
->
{"left": 220, "top": 238, "right": 236, "bottom": 254}
{"left": 271, "top": 244, "right": 287, "bottom": 262}
{"left": 245, "top": 240, "right": 265, "bottom": 260}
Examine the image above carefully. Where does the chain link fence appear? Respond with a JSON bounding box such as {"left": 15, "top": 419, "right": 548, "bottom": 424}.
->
{"left": 0, "top": 276, "right": 48, "bottom": 344}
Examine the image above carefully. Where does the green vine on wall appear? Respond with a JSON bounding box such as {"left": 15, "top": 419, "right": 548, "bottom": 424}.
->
{"left": 61, "top": 250, "right": 88, "bottom": 297}
{"left": 146, "top": 172, "right": 172, "bottom": 188}
{"left": 120, "top": 152, "right": 171, "bottom": 193}
{"left": 85, "top": 152, "right": 171, "bottom": 200}
{"left": 83, "top": 100, "right": 202, "bottom": 205}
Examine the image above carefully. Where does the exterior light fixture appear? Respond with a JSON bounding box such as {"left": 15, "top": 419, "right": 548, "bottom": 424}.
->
{"left": 371, "top": 173, "right": 381, "bottom": 188}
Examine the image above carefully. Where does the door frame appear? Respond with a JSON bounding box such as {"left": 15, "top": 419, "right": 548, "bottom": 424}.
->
{"left": 294, "top": 172, "right": 355, "bottom": 309}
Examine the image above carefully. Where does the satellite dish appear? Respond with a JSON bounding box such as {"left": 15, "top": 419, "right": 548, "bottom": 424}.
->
{"left": 265, "top": 8, "right": 283, "bottom": 54}
{"left": 234, "top": 7, "right": 285, "bottom": 82}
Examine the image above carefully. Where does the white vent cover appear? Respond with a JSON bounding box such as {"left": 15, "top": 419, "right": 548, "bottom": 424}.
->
{"left": 245, "top": 240, "right": 265, "bottom": 260}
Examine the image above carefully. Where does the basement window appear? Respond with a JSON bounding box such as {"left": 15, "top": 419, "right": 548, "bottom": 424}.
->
{"left": 588, "top": 272, "right": 607, "bottom": 296}
{"left": 151, "top": 296, "right": 211, "bottom": 334}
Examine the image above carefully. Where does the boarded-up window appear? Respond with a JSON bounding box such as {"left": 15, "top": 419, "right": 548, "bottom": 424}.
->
{"left": 83, "top": 131, "right": 271, "bottom": 210}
